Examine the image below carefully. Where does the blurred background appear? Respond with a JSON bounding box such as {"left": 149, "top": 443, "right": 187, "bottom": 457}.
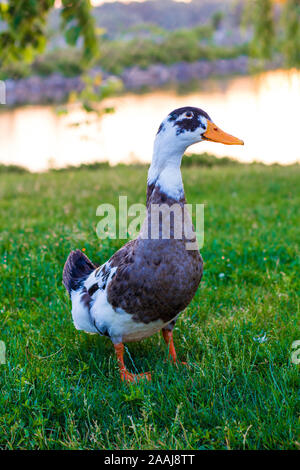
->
{"left": 0, "top": 0, "right": 300, "bottom": 171}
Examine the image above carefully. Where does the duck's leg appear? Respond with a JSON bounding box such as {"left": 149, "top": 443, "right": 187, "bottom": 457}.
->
{"left": 114, "top": 343, "right": 151, "bottom": 383}
{"left": 162, "top": 324, "right": 187, "bottom": 366}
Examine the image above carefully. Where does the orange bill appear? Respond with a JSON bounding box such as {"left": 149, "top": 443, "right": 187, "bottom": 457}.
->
{"left": 203, "top": 119, "right": 244, "bottom": 145}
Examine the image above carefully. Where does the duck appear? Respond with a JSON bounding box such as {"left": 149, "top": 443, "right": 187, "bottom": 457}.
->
{"left": 63, "top": 106, "right": 243, "bottom": 383}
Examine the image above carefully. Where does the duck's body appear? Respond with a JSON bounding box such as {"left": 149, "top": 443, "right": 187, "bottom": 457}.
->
{"left": 65, "top": 189, "right": 202, "bottom": 344}
{"left": 63, "top": 106, "right": 243, "bottom": 382}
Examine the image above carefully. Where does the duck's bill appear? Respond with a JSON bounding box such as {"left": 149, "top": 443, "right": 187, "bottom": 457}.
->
{"left": 203, "top": 120, "right": 244, "bottom": 145}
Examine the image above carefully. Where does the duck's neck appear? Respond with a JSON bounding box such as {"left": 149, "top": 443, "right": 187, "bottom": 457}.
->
{"left": 147, "top": 140, "right": 185, "bottom": 203}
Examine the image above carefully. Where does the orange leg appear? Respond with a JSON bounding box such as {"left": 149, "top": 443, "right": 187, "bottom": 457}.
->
{"left": 162, "top": 329, "right": 187, "bottom": 366}
{"left": 114, "top": 343, "right": 151, "bottom": 383}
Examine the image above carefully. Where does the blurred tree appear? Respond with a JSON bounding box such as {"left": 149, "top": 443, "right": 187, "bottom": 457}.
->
{"left": 0, "top": 1, "right": 122, "bottom": 115}
{"left": 282, "top": 0, "right": 300, "bottom": 66}
{"left": 250, "top": 0, "right": 275, "bottom": 59}
{"left": 211, "top": 11, "right": 224, "bottom": 30}
{"left": 0, "top": 0, "right": 99, "bottom": 65}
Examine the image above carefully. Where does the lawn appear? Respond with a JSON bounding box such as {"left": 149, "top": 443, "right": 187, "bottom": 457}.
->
{"left": 0, "top": 163, "right": 299, "bottom": 450}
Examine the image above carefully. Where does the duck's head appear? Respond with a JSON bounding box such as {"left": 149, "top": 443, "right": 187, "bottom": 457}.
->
{"left": 155, "top": 106, "right": 244, "bottom": 153}
{"left": 149, "top": 106, "right": 244, "bottom": 199}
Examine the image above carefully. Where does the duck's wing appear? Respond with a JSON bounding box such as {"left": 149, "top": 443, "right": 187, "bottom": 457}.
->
{"left": 105, "top": 238, "right": 202, "bottom": 325}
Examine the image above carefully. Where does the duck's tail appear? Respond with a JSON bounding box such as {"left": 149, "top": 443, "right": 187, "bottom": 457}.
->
{"left": 63, "top": 249, "right": 96, "bottom": 296}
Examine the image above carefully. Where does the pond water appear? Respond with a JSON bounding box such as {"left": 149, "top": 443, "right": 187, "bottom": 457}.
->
{"left": 0, "top": 69, "right": 299, "bottom": 171}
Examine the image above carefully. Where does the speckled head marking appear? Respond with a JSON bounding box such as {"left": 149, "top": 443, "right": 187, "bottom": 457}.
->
{"left": 156, "top": 106, "right": 212, "bottom": 138}
{"left": 167, "top": 106, "right": 212, "bottom": 136}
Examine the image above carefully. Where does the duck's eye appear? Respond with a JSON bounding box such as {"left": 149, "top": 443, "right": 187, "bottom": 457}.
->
{"left": 184, "top": 111, "right": 193, "bottom": 119}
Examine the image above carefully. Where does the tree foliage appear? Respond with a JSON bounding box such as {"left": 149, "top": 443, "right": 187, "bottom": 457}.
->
{"left": 282, "top": 0, "right": 300, "bottom": 66}
{"left": 0, "top": 0, "right": 99, "bottom": 65}
{"left": 250, "top": 0, "right": 275, "bottom": 59}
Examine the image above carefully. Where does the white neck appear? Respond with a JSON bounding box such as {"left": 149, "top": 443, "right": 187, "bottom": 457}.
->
{"left": 147, "top": 135, "right": 186, "bottom": 201}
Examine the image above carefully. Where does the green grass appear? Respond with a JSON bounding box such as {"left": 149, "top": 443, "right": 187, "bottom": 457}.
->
{"left": 0, "top": 163, "right": 299, "bottom": 450}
